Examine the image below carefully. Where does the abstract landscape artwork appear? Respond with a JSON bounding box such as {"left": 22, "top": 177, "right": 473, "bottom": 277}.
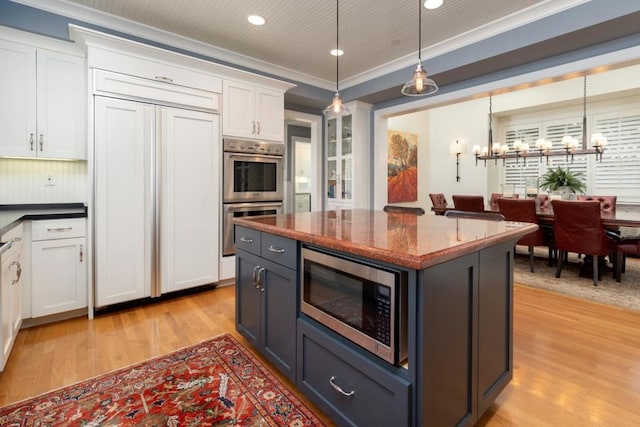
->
{"left": 387, "top": 129, "right": 418, "bottom": 203}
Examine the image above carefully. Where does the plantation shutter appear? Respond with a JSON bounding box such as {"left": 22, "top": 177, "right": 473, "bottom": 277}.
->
{"left": 592, "top": 110, "right": 640, "bottom": 202}
{"left": 503, "top": 125, "right": 540, "bottom": 193}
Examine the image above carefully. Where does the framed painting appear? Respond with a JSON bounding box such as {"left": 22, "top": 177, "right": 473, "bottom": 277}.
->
{"left": 387, "top": 129, "right": 418, "bottom": 203}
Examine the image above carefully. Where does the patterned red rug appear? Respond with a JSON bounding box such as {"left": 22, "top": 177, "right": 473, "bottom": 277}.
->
{"left": 0, "top": 333, "right": 326, "bottom": 426}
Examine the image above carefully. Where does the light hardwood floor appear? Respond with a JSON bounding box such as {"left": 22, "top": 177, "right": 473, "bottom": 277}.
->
{"left": 1, "top": 284, "right": 639, "bottom": 426}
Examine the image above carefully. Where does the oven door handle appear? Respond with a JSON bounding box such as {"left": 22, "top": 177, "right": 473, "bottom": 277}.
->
{"left": 226, "top": 152, "right": 282, "bottom": 161}
{"left": 225, "top": 202, "right": 283, "bottom": 212}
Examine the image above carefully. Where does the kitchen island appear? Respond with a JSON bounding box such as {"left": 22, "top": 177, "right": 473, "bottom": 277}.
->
{"left": 233, "top": 209, "right": 537, "bottom": 426}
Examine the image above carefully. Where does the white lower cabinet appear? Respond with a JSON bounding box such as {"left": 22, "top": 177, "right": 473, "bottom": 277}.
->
{"left": 1, "top": 223, "right": 23, "bottom": 371}
{"left": 31, "top": 219, "right": 87, "bottom": 317}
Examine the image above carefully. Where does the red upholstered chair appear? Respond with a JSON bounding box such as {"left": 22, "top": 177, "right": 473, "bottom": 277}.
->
{"left": 551, "top": 200, "right": 618, "bottom": 286}
{"left": 615, "top": 239, "right": 640, "bottom": 282}
{"left": 452, "top": 195, "right": 485, "bottom": 212}
{"left": 497, "top": 198, "right": 550, "bottom": 272}
{"left": 429, "top": 193, "right": 448, "bottom": 210}
{"left": 577, "top": 195, "right": 617, "bottom": 214}
{"left": 490, "top": 193, "right": 519, "bottom": 211}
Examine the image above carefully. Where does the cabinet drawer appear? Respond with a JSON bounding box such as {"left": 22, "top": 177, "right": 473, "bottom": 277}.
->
{"left": 261, "top": 233, "right": 297, "bottom": 269}
{"left": 297, "top": 319, "right": 411, "bottom": 427}
{"left": 31, "top": 218, "right": 86, "bottom": 241}
{"left": 235, "top": 226, "right": 261, "bottom": 256}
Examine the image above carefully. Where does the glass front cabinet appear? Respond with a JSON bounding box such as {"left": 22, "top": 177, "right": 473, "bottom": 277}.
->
{"left": 325, "top": 101, "right": 372, "bottom": 210}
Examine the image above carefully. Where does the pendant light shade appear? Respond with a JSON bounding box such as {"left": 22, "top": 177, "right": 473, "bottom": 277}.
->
{"left": 402, "top": 0, "right": 438, "bottom": 96}
{"left": 324, "top": 0, "right": 350, "bottom": 118}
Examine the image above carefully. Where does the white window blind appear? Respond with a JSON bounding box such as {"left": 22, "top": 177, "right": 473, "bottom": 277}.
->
{"left": 592, "top": 110, "right": 640, "bottom": 202}
{"left": 543, "top": 117, "right": 587, "bottom": 186}
{"left": 503, "top": 125, "right": 540, "bottom": 193}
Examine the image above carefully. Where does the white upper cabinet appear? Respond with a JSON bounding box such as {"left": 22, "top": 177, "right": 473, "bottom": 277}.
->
{"left": 223, "top": 80, "right": 285, "bottom": 142}
{"left": 0, "top": 38, "right": 85, "bottom": 160}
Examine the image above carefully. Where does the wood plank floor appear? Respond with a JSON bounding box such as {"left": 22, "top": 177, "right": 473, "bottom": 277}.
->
{"left": 1, "top": 283, "right": 639, "bottom": 426}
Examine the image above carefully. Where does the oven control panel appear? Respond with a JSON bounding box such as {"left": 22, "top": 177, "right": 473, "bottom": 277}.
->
{"left": 223, "top": 138, "right": 284, "bottom": 156}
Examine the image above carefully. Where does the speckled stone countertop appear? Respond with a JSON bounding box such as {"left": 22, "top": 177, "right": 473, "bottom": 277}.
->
{"left": 0, "top": 203, "right": 87, "bottom": 236}
{"left": 233, "top": 209, "right": 538, "bottom": 270}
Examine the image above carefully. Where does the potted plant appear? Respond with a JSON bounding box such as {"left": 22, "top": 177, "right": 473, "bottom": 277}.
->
{"left": 538, "top": 167, "right": 586, "bottom": 198}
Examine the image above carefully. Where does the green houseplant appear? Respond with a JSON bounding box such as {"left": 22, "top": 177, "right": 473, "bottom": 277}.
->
{"left": 538, "top": 167, "right": 586, "bottom": 194}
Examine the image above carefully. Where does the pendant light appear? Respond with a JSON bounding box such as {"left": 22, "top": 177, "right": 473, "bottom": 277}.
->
{"left": 324, "top": 0, "right": 349, "bottom": 118}
{"left": 401, "top": 0, "right": 438, "bottom": 96}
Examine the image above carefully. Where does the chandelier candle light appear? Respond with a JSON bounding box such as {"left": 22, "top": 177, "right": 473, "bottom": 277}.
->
{"left": 473, "top": 75, "right": 607, "bottom": 167}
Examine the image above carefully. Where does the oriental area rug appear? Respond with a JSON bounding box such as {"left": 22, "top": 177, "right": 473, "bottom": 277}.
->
{"left": 513, "top": 249, "right": 640, "bottom": 312}
{"left": 0, "top": 333, "right": 326, "bottom": 426}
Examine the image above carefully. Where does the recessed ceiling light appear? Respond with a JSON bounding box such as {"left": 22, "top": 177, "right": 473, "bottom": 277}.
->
{"left": 247, "top": 15, "right": 266, "bottom": 26}
{"left": 424, "top": 0, "right": 443, "bottom": 10}
{"left": 330, "top": 49, "right": 344, "bottom": 56}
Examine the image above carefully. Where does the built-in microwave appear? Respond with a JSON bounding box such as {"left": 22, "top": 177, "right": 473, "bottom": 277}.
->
{"left": 301, "top": 246, "right": 408, "bottom": 365}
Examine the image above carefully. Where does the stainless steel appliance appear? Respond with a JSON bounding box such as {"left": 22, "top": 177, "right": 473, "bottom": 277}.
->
{"left": 223, "top": 138, "right": 284, "bottom": 203}
{"left": 222, "top": 201, "right": 283, "bottom": 256}
{"left": 301, "top": 246, "right": 408, "bottom": 365}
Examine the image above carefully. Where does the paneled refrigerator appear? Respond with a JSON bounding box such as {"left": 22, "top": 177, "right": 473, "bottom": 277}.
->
{"left": 94, "top": 96, "right": 220, "bottom": 307}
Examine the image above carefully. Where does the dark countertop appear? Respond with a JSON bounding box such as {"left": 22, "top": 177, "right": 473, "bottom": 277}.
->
{"left": 0, "top": 203, "right": 87, "bottom": 236}
{"left": 233, "top": 209, "right": 538, "bottom": 270}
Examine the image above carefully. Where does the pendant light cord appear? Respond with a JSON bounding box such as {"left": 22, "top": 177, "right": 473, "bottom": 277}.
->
{"left": 336, "top": 0, "right": 339, "bottom": 92}
{"left": 582, "top": 75, "right": 587, "bottom": 149}
{"left": 418, "top": 0, "right": 422, "bottom": 62}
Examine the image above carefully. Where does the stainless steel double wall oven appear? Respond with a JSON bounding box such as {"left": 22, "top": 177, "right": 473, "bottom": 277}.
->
{"left": 222, "top": 138, "right": 284, "bottom": 256}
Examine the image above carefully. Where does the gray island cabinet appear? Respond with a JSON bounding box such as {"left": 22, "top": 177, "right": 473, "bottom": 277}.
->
{"left": 234, "top": 209, "right": 537, "bottom": 426}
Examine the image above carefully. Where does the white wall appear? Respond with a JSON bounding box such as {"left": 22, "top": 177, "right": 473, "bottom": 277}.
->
{"left": 0, "top": 158, "right": 88, "bottom": 204}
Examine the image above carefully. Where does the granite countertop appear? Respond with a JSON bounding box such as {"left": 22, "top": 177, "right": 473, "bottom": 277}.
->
{"left": 233, "top": 209, "right": 538, "bottom": 270}
{"left": 0, "top": 203, "right": 87, "bottom": 236}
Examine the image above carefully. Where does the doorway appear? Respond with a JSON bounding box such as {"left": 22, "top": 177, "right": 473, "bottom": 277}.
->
{"left": 284, "top": 110, "right": 322, "bottom": 213}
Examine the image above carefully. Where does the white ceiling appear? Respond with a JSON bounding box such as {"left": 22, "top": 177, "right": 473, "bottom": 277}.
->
{"left": 30, "top": 0, "right": 591, "bottom": 90}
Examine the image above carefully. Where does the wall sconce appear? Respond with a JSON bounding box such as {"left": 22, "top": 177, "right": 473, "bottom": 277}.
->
{"left": 449, "top": 140, "right": 466, "bottom": 182}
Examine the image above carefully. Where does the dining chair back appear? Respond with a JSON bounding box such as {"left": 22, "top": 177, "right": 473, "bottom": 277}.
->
{"left": 497, "top": 198, "right": 550, "bottom": 272}
{"left": 452, "top": 195, "right": 485, "bottom": 212}
{"left": 383, "top": 205, "right": 426, "bottom": 215}
{"left": 489, "top": 192, "right": 519, "bottom": 211}
{"left": 551, "top": 200, "right": 617, "bottom": 285}
{"left": 537, "top": 194, "right": 550, "bottom": 209}
{"left": 577, "top": 195, "right": 617, "bottom": 214}
{"left": 428, "top": 193, "right": 448, "bottom": 210}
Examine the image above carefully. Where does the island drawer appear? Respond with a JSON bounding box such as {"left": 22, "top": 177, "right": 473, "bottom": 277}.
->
{"left": 234, "top": 226, "right": 261, "bottom": 255}
{"left": 297, "top": 318, "right": 411, "bottom": 427}
{"left": 261, "top": 233, "right": 296, "bottom": 270}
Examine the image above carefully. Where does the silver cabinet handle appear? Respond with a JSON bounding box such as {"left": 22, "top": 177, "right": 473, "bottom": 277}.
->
{"left": 258, "top": 267, "right": 266, "bottom": 292}
{"left": 39, "top": 134, "right": 44, "bottom": 150}
{"left": 329, "top": 376, "right": 355, "bottom": 397}
{"left": 251, "top": 121, "right": 256, "bottom": 134}
{"left": 79, "top": 244, "right": 84, "bottom": 263}
{"left": 256, "top": 121, "right": 261, "bottom": 134}
{"left": 47, "top": 227, "right": 73, "bottom": 232}
{"left": 10, "top": 261, "right": 21, "bottom": 285}
{"left": 239, "top": 236, "right": 254, "bottom": 243}
{"left": 268, "top": 245, "right": 285, "bottom": 254}
{"left": 155, "top": 76, "right": 173, "bottom": 82}
{"left": 252, "top": 265, "right": 261, "bottom": 288}
{"left": 29, "top": 133, "right": 34, "bottom": 150}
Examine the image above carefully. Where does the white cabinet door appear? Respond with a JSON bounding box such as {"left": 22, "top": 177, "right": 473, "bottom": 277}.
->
{"left": 223, "top": 80, "right": 256, "bottom": 139}
{"left": 256, "top": 88, "right": 284, "bottom": 142}
{"left": 1, "top": 227, "right": 23, "bottom": 372}
{"left": 94, "top": 97, "right": 153, "bottom": 306}
{"left": 31, "top": 237, "right": 86, "bottom": 317}
{"left": 0, "top": 40, "right": 36, "bottom": 157}
{"left": 36, "top": 49, "right": 85, "bottom": 159}
{"left": 0, "top": 41, "right": 85, "bottom": 159}
{"left": 160, "top": 107, "right": 220, "bottom": 293}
